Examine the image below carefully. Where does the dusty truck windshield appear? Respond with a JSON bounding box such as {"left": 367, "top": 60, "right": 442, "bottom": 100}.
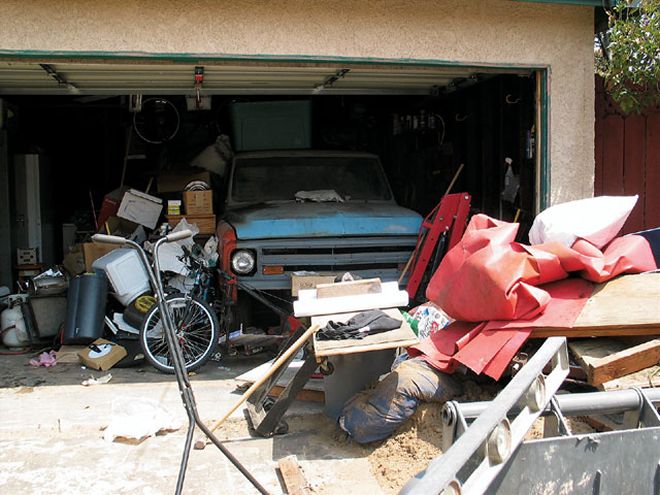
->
{"left": 230, "top": 155, "right": 393, "bottom": 203}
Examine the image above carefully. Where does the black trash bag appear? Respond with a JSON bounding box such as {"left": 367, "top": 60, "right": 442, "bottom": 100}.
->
{"left": 339, "top": 357, "right": 463, "bottom": 444}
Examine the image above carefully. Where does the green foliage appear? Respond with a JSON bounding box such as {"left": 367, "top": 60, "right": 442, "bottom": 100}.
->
{"left": 600, "top": 0, "right": 660, "bottom": 114}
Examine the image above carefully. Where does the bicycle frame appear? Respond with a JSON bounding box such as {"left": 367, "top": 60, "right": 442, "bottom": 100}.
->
{"left": 92, "top": 231, "right": 269, "bottom": 495}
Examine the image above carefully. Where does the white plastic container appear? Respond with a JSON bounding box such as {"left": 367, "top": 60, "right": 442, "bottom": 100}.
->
{"left": 92, "top": 248, "right": 150, "bottom": 306}
{"left": 1, "top": 302, "right": 30, "bottom": 347}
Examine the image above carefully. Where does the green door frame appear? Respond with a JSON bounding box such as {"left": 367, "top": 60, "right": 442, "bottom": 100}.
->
{"left": 0, "top": 50, "right": 551, "bottom": 210}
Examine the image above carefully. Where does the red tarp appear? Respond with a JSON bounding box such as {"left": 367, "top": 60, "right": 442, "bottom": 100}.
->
{"left": 408, "top": 214, "right": 656, "bottom": 380}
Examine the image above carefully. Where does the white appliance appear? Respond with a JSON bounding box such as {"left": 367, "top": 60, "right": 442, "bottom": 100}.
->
{"left": 13, "top": 154, "right": 56, "bottom": 266}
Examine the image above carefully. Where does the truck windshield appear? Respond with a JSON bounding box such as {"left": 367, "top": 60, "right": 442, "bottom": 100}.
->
{"left": 231, "top": 156, "right": 393, "bottom": 203}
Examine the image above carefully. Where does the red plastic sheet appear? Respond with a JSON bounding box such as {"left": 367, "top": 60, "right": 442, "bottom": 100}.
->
{"left": 426, "top": 214, "right": 655, "bottom": 323}
{"left": 408, "top": 214, "right": 656, "bottom": 380}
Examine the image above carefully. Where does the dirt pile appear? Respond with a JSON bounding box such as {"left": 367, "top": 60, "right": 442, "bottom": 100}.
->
{"left": 367, "top": 379, "right": 500, "bottom": 494}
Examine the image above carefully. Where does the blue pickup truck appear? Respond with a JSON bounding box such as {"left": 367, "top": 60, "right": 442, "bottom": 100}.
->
{"left": 216, "top": 150, "right": 422, "bottom": 320}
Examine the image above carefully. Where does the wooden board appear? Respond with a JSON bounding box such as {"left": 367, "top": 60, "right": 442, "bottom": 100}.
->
{"left": 315, "top": 278, "right": 382, "bottom": 298}
{"left": 294, "top": 281, "right": 408, "bottom": 317}
{"left": 532, "top": 326, "right": 660, "bottom": 339}
{"left": 600, "top": 364, "right": 660, "bottom": 391}
{"left": 532, "top": 273, "right": 660, "bottom": 338}
{"left": 312, "top": 308, "right": 418, "bottom": 358}
{"left": 278, "top": 455, "right": 311, "bottom": 495}
{"left": 573, "top": 273, "right": 660, "bottom": 328}
{"left": 235, "top": 358, "right": 324, "bottom": 392}
{"left": 268, "top": 386, "right": 324, "bottom": 403}
{"left": 569, "top": 337, "right": 660, "bottom": 386}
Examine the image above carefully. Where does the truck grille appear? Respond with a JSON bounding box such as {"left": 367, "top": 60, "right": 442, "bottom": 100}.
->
{"left": 235, "top": 236, "right": 417, "bottom": 288}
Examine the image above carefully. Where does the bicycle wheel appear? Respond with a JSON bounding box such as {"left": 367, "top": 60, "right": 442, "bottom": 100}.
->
{"left": 140, "top": 294, "right": 219, "bottom": 373}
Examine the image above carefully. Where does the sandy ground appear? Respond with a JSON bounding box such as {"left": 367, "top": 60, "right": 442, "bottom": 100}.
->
{"left": 0, "top": 352, "right": 602, "bottom": 495}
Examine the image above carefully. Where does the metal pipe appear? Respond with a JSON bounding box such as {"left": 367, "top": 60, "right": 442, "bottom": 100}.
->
{"left": 401, "top": 337, "right": 568, "bottom": 495}
{"left": 450, "top": 388, "right": 660, "bottom": 421}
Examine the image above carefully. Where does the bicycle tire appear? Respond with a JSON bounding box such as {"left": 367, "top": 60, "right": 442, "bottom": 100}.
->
{"left": 140, "top": 294, "right": 219, "bottom": 373}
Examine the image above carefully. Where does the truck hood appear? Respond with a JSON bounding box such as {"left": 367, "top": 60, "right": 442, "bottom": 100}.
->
{"left": 224, "top": 202, "right": 422, "bottom": 240}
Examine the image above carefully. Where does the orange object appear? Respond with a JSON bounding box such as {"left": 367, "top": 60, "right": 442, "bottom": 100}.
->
{"left": 262, "top": 265, "right": 284, "bottom": 275}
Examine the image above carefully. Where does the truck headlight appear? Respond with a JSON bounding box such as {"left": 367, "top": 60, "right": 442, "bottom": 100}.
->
{"left": 231, "top": 250, "right": 256, "bottom": 275}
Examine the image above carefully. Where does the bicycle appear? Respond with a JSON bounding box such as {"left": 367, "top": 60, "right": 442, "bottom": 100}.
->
{"left": 95, "top": 233, "right": 220, "bottom": 373}
{"left": 91, "top": 230, "right": 268, "bottom": 495}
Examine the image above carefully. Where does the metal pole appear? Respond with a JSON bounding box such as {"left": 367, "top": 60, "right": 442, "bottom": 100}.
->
{"left": 450, "top": 388, "right": 660, "bottom": 421}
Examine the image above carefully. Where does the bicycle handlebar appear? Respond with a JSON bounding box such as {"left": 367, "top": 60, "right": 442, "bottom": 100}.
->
{"left": 166, "top": 230, "right": 193, "bottom": 243}
{"left": 92, "top": 233, "right": 128, "bottom": 245}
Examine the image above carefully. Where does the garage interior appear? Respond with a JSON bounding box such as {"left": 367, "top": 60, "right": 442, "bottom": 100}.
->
{"left": 0, "top": 61, "right": 539, "bottom": 290}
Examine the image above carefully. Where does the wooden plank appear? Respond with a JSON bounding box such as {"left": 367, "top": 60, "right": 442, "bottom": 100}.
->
{"left": 600, "top": 365, "right": 660, "bottom": 391}
{"left": 532, "top": 273, "right": 660, "bottom": 337}
{"left": 312, "top": 308, "right": 418, "bottom": 358}
{"left": 573, "top": 273, "right": 660, "bottom": 329}
{"left": 315, "top": 278, "right": 382, "bottom": 298}
{"left": 601, "top": 114, "right": 625, "bottom": 195}
{"left": 294, "top": 281, "right": 407, "bottom": 317}
{"left": 235, "top": 358, "right": 324, "bottom": 392}
{"left": 645, "top": 112, "right": 660, "bottom": 230}
{"left": 268, "top": 386, "right": 324, "bottom": 403}
{"left": 622, "top": 115, "right": 646, "bottom": 233}
{"left": 277, "top": 455, "right": 311, "bottom": 495}
{"left": 532, "top": 326, "right": 660, "bottom": 339}
{"left": 594, "top": 102, "right": 605, "bottom": 196}
{"left": 569, "top": 337, "right": 660, "bottom": 386}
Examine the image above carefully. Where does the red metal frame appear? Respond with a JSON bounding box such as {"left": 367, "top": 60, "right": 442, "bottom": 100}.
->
{"left": 405, "top": 193, "right": 471, "bottom": 299}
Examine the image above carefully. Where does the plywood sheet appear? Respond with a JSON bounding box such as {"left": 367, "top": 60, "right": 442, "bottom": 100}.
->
{"left": 573, "top": 273, "right": 660, "bottom": 328}
{"left": 532, "top": 273, "right": 660, "bottom": 338}
{"left": 312, "top": 308, "right": 418, "bottom": 358}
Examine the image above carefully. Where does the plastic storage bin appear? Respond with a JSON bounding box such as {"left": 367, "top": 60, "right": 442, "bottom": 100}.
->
{"left": 92, "top": 248, "right": 150, "bottom": 306}
{"left": 63, "top": 272, "right": 108, "bottom": 344}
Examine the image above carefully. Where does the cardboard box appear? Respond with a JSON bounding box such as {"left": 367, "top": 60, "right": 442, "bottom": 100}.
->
{"left": 166, "top": 214, "right": 216, "bottom": 235}
{"left": 158, "top": 170, "right": 212, "bottom": 193}
{"left": 183, "top": 190, "right": 213, "bottom": 215}
{"left": 62, "top": 245, "right": 85, "bottom": 275}
{"left": 56, "top": 345, "right": 88, "bottom": 364}
{"left": 83, "top": 243, "right": 119, "bottom": 273}
{"left": 117, "top": 189, "right": 163, "bottom": 229}
{"left": 17, "top": 248, "right": 38, "bottom": 265}
{"left": 291, "top": 275, "right": 336, "bottom": 297}
{"left": 78, "top": 338, "right": 127, "bottom": 371}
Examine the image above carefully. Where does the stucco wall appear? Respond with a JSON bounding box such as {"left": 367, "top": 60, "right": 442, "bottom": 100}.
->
{"left": 0, "top": 0, "right": 595, "bottom": 205}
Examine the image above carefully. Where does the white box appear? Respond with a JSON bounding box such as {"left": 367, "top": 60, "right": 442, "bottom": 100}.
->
{"left": 17, "top": 248, "right": 38, "bottom": 265}
{"left": 117, "top": 189, "right": 163, "bottom": 229}
{"left": 92, "top": 248, "right": 150, "bottom": 306}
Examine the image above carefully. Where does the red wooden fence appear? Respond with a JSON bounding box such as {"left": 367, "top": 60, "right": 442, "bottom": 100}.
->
{"left": 595, "top": 76, "right": 660, "bottom": 233}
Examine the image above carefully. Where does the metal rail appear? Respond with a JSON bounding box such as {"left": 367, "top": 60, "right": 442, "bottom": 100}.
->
{"left": 450, "top": 387, "right": 660, "bottom": 421}
{"left": 401, "top": 337, "right": 570, "bottom": 495}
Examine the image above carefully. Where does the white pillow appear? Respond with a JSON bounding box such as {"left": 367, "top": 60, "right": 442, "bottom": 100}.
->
{"left": 529, "top": 195, "right": 638, "bottom": 248}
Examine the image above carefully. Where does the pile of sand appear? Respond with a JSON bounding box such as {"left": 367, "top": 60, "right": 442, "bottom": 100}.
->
{"left": 367, "top": 379, "right": 500, "bottom": 494}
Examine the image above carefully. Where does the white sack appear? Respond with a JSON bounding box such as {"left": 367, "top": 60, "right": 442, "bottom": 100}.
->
{"left": 529, "top": 195, "right": 638, "bottom": 248}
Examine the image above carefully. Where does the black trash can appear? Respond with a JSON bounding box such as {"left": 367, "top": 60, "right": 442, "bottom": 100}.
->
{"left": 63, "top": 272, "right": 108, "bottom": 344}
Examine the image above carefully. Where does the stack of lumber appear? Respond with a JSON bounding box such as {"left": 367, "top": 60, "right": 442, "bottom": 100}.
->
{"left": 545, "top": 272, "right": 660, "bottom": 390}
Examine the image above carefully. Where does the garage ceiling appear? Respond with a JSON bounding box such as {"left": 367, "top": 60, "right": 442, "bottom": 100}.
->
{"left": 0, "top": 61, "right": 529, "bottom": 96}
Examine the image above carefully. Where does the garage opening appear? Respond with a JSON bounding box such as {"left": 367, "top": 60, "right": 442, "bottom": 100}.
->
{"left": 0, "top": 60, "right": 541, "bottom": 333}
